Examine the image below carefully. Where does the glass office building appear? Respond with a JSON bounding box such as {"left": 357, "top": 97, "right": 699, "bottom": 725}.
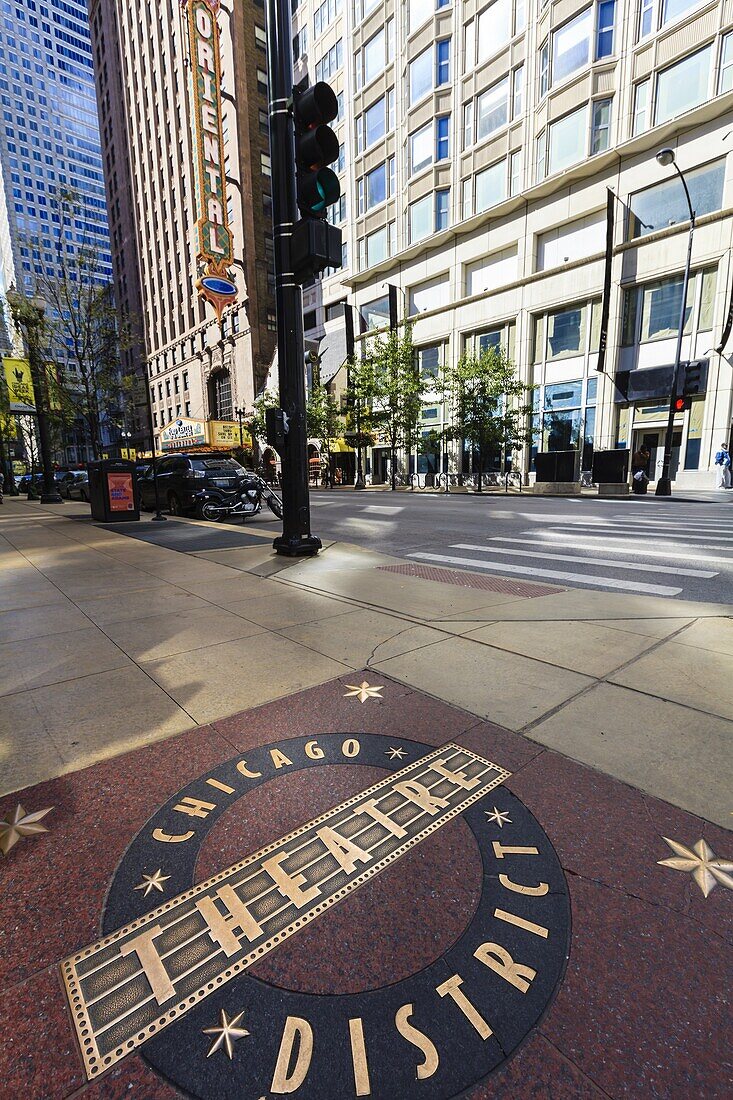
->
{"left": 0, "top": 0, "right": 111, "bottom": 294}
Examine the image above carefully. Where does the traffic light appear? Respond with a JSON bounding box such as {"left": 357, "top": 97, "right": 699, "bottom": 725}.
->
{"left": 674, "top": 396, "right": 688, "bottom": 413}
{"left": 291, "top": 80, "right": 342, "bottom": 280}
{"left": 681, "top": 359, "right": 704, "bottom": 398}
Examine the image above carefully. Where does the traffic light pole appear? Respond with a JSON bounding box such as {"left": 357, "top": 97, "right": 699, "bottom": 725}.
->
{"left": 266, "top": 0, "right": 321, "bottom": 556}
{"left": 656, "top": 212, "right": 695, "bottom": 496}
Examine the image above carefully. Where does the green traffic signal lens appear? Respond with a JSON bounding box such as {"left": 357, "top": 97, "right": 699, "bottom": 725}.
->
{"left": 310, "top": 168, "right": 340, "bottom": 213}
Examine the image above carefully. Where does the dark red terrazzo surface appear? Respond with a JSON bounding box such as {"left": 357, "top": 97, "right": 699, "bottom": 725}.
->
{"left": 1, "top": 671, "right": 730, "bottom": 1099}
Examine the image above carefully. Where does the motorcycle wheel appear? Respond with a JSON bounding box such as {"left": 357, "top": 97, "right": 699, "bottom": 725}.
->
{"left": 267, "top": 495, "right": 283, "bottom": 519}
{"left": 197, "top": 500, "right": 220, "bottom": 522}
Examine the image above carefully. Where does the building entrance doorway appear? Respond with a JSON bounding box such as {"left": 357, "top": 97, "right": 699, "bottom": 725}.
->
{"left": 634, "top": 429, "right": 682, "bottom": 481}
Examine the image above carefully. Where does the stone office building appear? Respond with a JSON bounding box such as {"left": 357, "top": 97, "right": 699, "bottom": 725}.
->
{"left": 89, "top": 0, "right": 277, "bottom": 452}
{"left": 297, "top": 0, "right": 733, "bottom": 487}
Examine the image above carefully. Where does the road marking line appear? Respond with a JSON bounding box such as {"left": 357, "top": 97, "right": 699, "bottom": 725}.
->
{"left": 361, "top": 505, "right": 403, "bottom": 515}
{"left": 495, "top": 535, "right": 733, "bottom": 566}
{"left": 541, "top": 524, "right": 733, "bottom": 543}
{"left": 408, "top": 552, "right": 683, "bottom": 596}
{"left": 452, "top": 543, "right": 717, "bottom": 578}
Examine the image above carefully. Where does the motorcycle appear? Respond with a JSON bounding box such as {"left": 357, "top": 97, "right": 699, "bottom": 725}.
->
{"left": 196, "top": 473, "right": 283, "bottom": 523}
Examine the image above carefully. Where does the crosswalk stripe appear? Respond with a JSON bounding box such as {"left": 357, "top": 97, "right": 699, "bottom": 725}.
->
{"left": 604, "top": 519, "right": 727, "bottom": 531}
{"left": 450, "top": 543, "right": 717, "bottom": 578}
{"left": 408, "top": 552, "right": 683, "bottom": 597}
{"left": 541, "top": 524, "right": 733, "bottom": 543}
{"left": 498, "top": 535, "right": 733, "bottom": 566}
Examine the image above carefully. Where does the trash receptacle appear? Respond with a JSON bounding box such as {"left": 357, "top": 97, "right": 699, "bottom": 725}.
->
{"left": 87, "top": 459, "right": 140, "bottom": 523}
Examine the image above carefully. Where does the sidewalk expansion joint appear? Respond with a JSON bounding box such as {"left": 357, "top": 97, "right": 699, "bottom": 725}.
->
{"left": 537, "top": 1032, "right": 615, "bottom": 1099}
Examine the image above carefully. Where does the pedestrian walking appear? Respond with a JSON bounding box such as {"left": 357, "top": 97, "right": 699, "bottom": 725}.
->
{"left": 631, "top": 445, "right": 650, "bottom": 494}
{"left": 714, "top": 442, "right": 731, "bottom": 489}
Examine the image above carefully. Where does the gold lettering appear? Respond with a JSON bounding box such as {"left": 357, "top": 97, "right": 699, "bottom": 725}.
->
{"left": 271, "top": 1016, "right": 313, "bottom": 1094}
{"left": 435, "top": 975, "right": 492, "bottom": 1040}
{"left": 430, "top": 757, "right": 480, "bottom": 790}
{"left": 206, "top": 777, "right": 235, "bottom": 795}
{"left": 270, "top": 748, "right": 294, "bottom": 770}
{"left": 120, "top": 925, "right": 175, "bottom": 1004}
{"left": 348, "top": 1018, "right": 371, "bottom": 1096}
{"left": 394, "top": 779, "right": 450, "bottom": 816}
{"left": 262, "top": 852, "right": 319, "bottom": 908}
{"left": 492, "top": 841, "right": 539, "bottom": 859}
{"left": 305, "top": 739, "right": 324, "bottom": 759}
{"left": 174, "top": 796, "right": 216, "bottom": 819}
{"left": 341, "top": 738, "right": 361, "bottom": 758}
{"left": 196, "top": 884, "right": 263, "bottom": 954}
{"left": 494, "top": 908, "right": 549, "bottom": 939}
{"left": 499, "top": 873, "right": 549, "bottom": 897}
{"left": 395, "top": 1004, "right": 439, "bottom": 1080}
{"left": 152, "top": 827, "right": 194, "bottom": 844}
{"left": 236, "top": 759, "right": 262, "bottom": 779}
{"left": 204, "top": 165, "right": 221, "bottom": 191}
{"left": 316, "top": 826, "right": 372, "bottom": 875}
{"left": 474, "top": 942, "right": 537, "bottom": 994}
{"left": 356, "top": 798, "right": 407, "bottom": 838}
{"left": 200, "top": 71, "right": 215, "bottom": 103}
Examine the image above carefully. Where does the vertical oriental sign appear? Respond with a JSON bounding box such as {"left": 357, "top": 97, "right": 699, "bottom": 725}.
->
{"left": 184, "top": 0, "right": 237, "bottom": 320}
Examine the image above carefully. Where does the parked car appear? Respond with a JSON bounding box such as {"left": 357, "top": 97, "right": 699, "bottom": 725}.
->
{"left": 57, "top": 470, "right": 81, "bottom": 497}
{"left": 17, "top": 472, "right": 43, "bottom": 493}
{"left": 67, "top": 471, "right": 90, "bottom": 502}
{"left": 138, "top": 453, "right": 250, "bottom": 516}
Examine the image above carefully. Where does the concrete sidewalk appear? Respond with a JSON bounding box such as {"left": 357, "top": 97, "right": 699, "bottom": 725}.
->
{"left": 1, "top": 496, "right": 731, "bottom": 827}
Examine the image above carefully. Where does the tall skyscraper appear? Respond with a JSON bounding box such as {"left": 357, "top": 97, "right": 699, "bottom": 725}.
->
{"left": 294, "top": 0, "right": 733, "bottom": 489}
{"left": 0, "top": 0, "right": 112, "bottom": 291}
{"left": 89, "top": 0, "right": 277, "bottom": 455}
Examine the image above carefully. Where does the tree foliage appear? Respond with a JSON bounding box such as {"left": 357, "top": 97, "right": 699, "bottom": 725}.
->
{"left": 440, "top": 345, "right": 533, "bottom": 492}
{"left": 306, "top": 380, "right": 343, "bottom": 486}
{"left": 247, "top": 389, "right": 280, "bottom": 453}
{"left": 362, "top": 324, "right": 424, "bottom": 490}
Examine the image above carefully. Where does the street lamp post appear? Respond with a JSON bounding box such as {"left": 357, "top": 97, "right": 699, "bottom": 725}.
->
{"left": 7, "top": 290, "right": 63, "bottom": 504}
{"left": 654, "top": 148, "right": 695, "bottom": 497}
{"left": 141, "top": 361, "right": 166, "bottom": 522}
{"left": 234, "top": 405, "right": 247, "bottom": 449}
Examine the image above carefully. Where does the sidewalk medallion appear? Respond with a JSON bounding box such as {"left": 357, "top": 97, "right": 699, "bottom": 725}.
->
{"left": 60, "top": 734, "right": 570, "bottom": 1098}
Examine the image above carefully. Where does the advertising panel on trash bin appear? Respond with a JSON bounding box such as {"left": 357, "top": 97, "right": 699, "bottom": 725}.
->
{"left": 107, "top": 472, "right": 135, "bottom": 512}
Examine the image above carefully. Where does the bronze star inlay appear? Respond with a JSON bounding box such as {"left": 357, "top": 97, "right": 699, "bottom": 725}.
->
{"left": 385, "top": 746, "right": 407, "bottom": 760}
{"left": 134, "top": 869, "right": 171, "bottom": 897}
{"left": 203, "top": 1009, "right": 250, "bottom": 1059}
{"left": 0, "top": 804, "right": 53, "bottom": 857}
{"left": 343, "top": 680, "right": 383, "bottom": 702}
{"left": 657, "top": 836, "right": 733, "bottom": 898}
{"left": 485, "top": 807, "right": 512, "bottom": 828}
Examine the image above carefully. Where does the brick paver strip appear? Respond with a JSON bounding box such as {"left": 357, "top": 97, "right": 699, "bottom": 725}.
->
{"left": 378, "top": 563, "right": 563, "bottom": 598}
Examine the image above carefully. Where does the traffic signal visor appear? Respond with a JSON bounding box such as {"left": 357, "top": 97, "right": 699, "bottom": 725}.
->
{"left": 294, "top": 82, "right": 341, "bottom": 218}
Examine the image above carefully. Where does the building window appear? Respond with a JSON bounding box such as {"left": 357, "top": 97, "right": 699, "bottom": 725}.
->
{"left": 536, "top": 130, "right": 546, "bottom": 182}
{"left": 211, "top": 369, "right": 233, "bottom": 420}
{"left": 638, "top": 0, "right": 654, "bottom": 38}
{"left": 436, "top": 116, "right": 449, "bottom": 160}
{"left": 662, "top": 0, "right": 704, "bottom": 27}
{"left": 478, "top": 0, "right": 511, "bottom": 64}
{"left": 477, "top": 76, "right": 509, "bottom": 140}
{"left": 475, "top": 159, "right": 507, "bottom": 213}
{"left": 539, "top": 41, "right": 549, "bottom": 97}
{"left": 462, "top": 177, "right": 473, "bottom": 220}
{"left": 361, "top": 295, "right": 391, "bottom": 329}
{"left": 547, "top": 306, "right": 585, "bottom": 358}
{"left": 464, "top": 20, "right": 476, "bottom": 71}
{"left": 409, "top": 193, "right": 433, "bottom": 242}
{"left": 435, "top": 188, "right": 450, "bottom": 230}
{"left": 267, "top": 310, "right": 277, "bottom": 330}
{"left": 409, "top": 121, "right": 433, "bottom": 175}
{"left": 463, "top": 101, "right": 473, "bottom": 149}
{"left": 655, "top": 45, "right": 712, "bottom": 125}
{"left": 628, "top": 160, "right": 725, "bottom": 238}
{"left": 512, "top": 65, "right": 524, "bottom": 118}
{"left": 257, "top": 68, "right": 268, "bottom": 94}
{"left": 552, "top": 8, "right": 592, "bottom": 86}
{"left": 548, "top": 105, "right": 586, "bottom": 175}
{"left": 366, "top": 226, "right": 388, "bottom": 265}
{"left": 632, "top": 80, "right": 649, "bottom": 135}
{"left": 362, "top": 28, "right": 385, "bottom": 86}
{"left": 720, "top": 33, "right": 733, "bottom": 94}
{"left": 416, "top": 345, "right": 441, "bottom": 378}
{"left": 409, "top": 46, "right": 433, "bottom": 103}
{"left": 596, "top": 0, "right": 615, "bottom": 58}
{"left": 366, "top": 162, "right": 387, "bottom": 207}
{"left": 591, "top": 98, "right": 611, "bottom": 153}
{"left": 260, "top": 151, "right": 271, "bottom": 176}
{"left": 436, "top": 39, "right": 450, "bottom": 85}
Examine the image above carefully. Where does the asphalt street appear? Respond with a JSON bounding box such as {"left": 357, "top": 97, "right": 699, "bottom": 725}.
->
{"left": 301, "top": 489, "right": 733, "bottom": 604}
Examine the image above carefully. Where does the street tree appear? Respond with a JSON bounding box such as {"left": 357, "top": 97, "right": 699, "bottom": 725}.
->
{"left": 364, "top": 323, "right": 424, "bottom": 490}
{"left": 440, "top": 345, "right": 534, "bottom": 492}
{"left": 14, "top": 187, "right": 125, "bottom": 460}
{"left": 247, "top": 389, "right": 280, "bottom": 453}
{"left": 306, "top": 380, "right": 343, "bottom": 486}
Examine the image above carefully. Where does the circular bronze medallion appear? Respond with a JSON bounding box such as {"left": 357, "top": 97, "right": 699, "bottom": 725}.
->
{"left": 104, "top": 734, "right": 570, "bottom": 1099}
